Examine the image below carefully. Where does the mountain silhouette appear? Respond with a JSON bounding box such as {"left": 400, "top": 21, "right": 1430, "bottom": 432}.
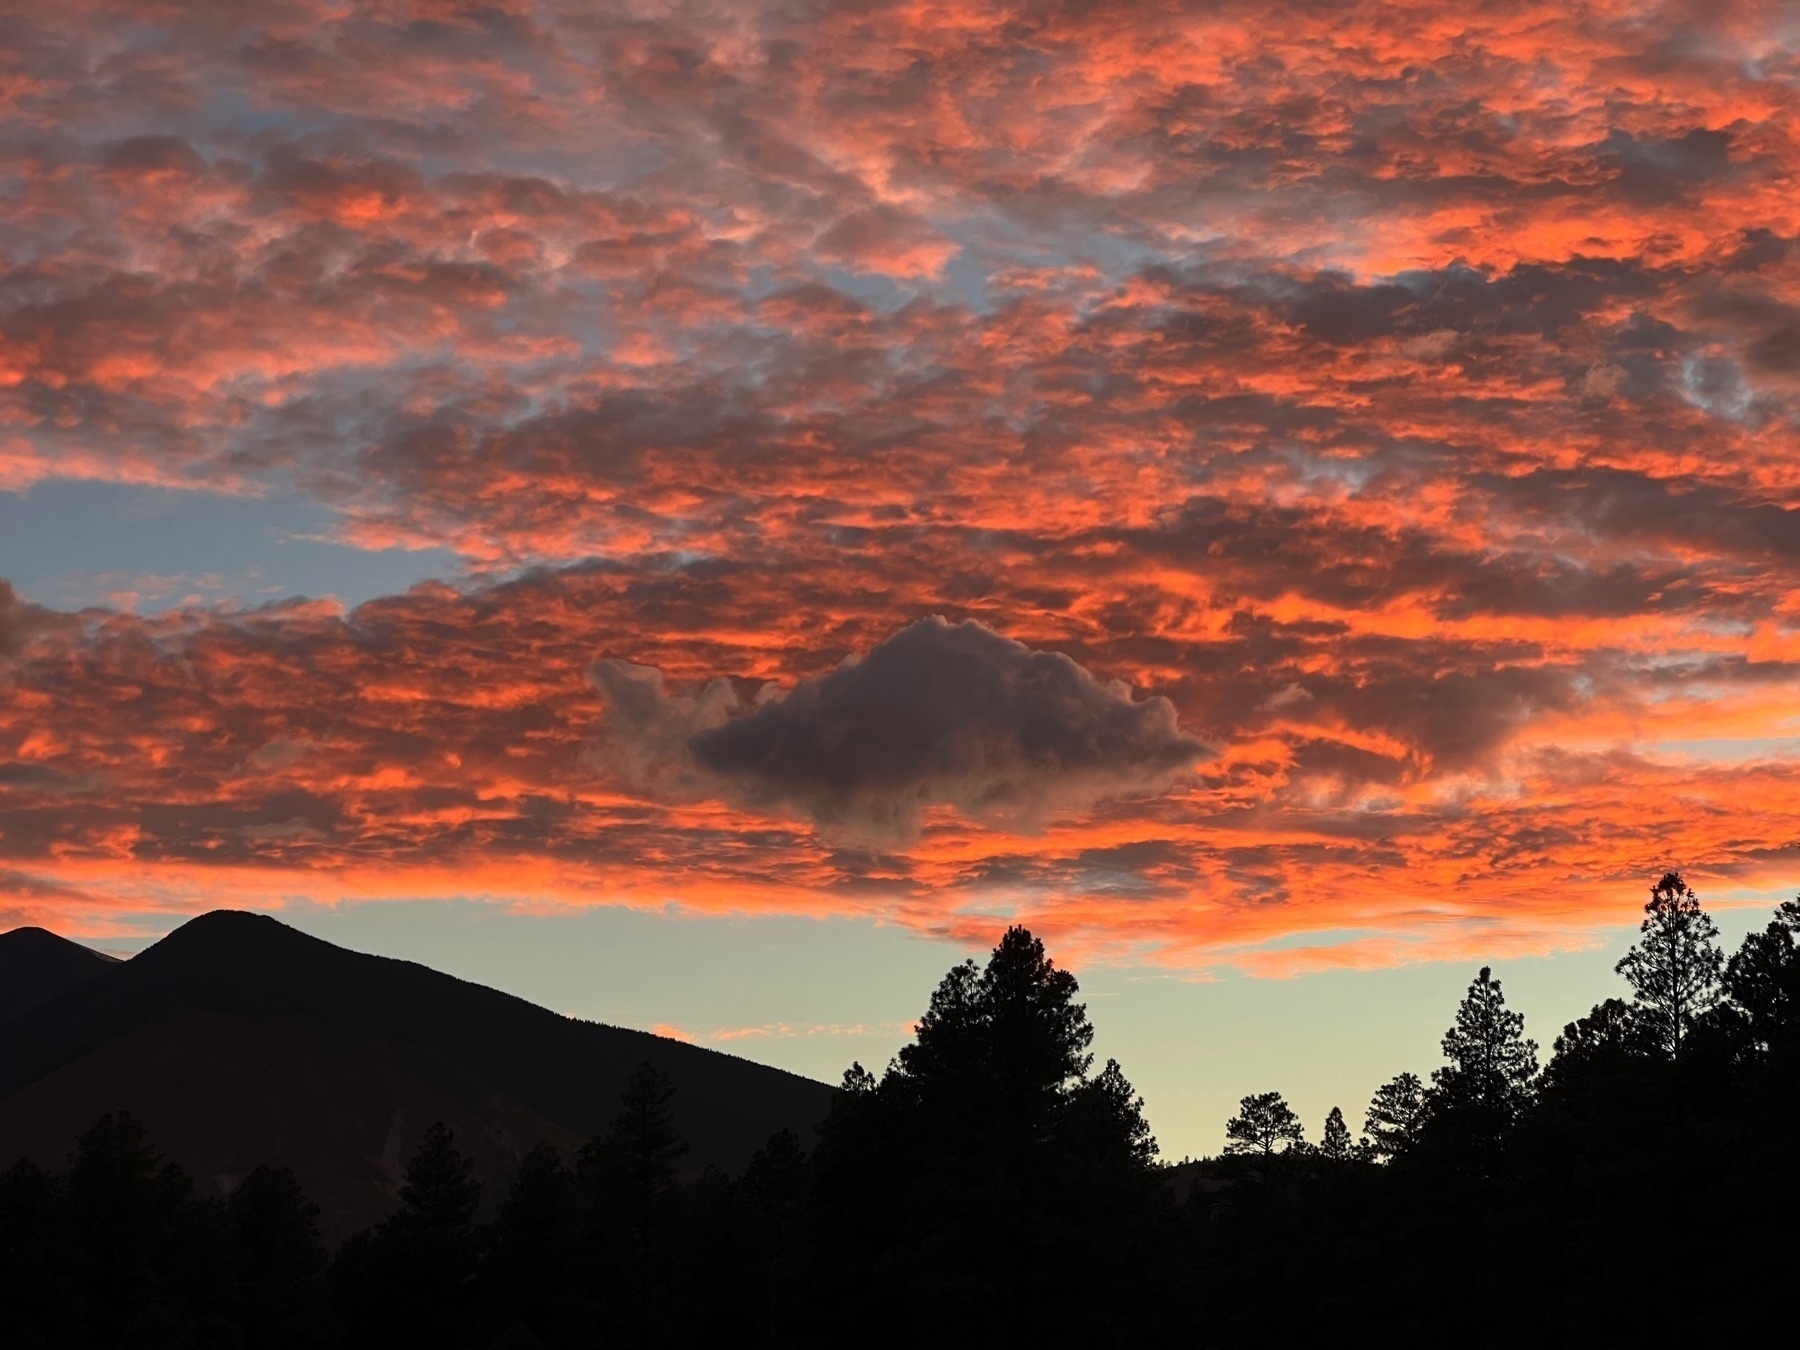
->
{"left": 0, "top": 911, "right": 833, "bottom": 1231}
{"left": 0, "top": 925, "right": 118, "bottom": 1022}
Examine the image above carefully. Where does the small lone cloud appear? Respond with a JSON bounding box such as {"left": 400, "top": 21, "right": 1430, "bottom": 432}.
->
{"left": 590, "top": 616, "right": 1208, "bottom": 842}
{"left": 1262, "top": 682, "right": 1314, "bottom": 712}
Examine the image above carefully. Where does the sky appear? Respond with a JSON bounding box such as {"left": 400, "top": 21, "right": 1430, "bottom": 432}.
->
{"left": 3, "top": 0, "right": 1800, "bottom": 1155}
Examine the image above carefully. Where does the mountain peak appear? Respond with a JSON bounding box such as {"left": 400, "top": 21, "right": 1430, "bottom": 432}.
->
{"left": 0, "top": 925, "right": 118, "bottom": 1022}
{"left": 162, "top": 909, "right": 321, "bottom": 944}
{"left": 0, "top": 908, "right": 834, "bottom": 1179}
{"left": 142, "top": 910, "right": 410, "bottom": 982}
{"left": 0, "top": 924, "right": 115, "bottom": 952}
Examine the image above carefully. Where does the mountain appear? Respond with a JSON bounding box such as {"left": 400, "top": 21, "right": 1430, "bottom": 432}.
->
{"left": 0, "top": 912, "right": 835, "bottom": 1233}
{"left": 0, "top": 926, "right": 118, "bottom": 1022}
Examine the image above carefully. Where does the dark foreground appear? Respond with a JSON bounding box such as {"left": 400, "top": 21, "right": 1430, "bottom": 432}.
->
{"left": 3, "top": 876, "right": 1798, "bottom": 1347}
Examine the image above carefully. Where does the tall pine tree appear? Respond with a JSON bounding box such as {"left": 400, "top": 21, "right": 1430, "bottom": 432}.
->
{"left": 584, "top": 1062, "right": 687, "bottom": 1344}
{"left": 815, "top": 927, "right": 1164, "bottom": 1343}
{"left": 335, "top": 1122, "right": 482, "bottom": 1349}
{"left": 1429, "top": 967, "right": 1538, "bottom": 1161}
{"left": 1616, "top": 872, "right": 1723, "bottom": 1062}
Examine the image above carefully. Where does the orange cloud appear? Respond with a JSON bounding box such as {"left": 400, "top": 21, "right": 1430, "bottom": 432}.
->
{"left": 1, "top": 0, "right": 1798, "bottom": 969}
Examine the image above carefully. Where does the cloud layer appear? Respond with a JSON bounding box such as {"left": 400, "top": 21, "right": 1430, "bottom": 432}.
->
{"left": 2, "top": 1, "right": 1799, "bottom": 966}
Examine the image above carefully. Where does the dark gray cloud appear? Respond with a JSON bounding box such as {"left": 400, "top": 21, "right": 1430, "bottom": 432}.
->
{"left": 1282, "top": 258, "right": 1663, "bottom": 346}
{"left": 592, "top": 617, "right": 1208, "bottom": 840}
{"left": 1473, "top": 467, "right": 1800, "bottom": 563}
{"left": 694, "top": 617, "right": 1207, "bottom": 835}
{"left": 1604, "top": 129, "right": 1737, "bottom": 204}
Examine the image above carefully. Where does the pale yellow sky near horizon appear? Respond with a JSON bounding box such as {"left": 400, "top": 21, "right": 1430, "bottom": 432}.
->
{"left": 55, "top": 891, "right": 1787, "bottom": 1161}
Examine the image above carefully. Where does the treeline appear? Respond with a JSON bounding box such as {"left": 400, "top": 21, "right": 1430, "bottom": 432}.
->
{"left": 4, "top": 877, "right": 1798, "bottom": 1346}
{"left": 1194, "top": 872, "right": 1800, "bottom": 1339}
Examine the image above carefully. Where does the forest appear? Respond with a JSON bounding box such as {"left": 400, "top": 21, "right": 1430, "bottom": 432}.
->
{"left": 2, "top": 871, "right": 1796, "bottom": 1347}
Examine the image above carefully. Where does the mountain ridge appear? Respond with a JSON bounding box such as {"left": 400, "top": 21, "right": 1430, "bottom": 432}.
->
{"left": 0, "top": 910, "right": 835, "bottom": 1192}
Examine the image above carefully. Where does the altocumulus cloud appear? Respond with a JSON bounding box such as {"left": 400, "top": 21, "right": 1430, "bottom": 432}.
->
{"left": 0, "top": 581, "right": 67, "bottom": 661}
{"left": 590, "top": 618, "right": 1207, "bottom": 841}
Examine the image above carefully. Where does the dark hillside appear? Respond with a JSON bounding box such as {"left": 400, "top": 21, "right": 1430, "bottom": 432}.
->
{"left": 0, "top": 926, "right": 117, "bottom": 1022}
{"left": 0, "top": 1006, "right": 580, "bottom": 1239}
{"left": 0, "top": 911, "right": 833, "bottom": 1174}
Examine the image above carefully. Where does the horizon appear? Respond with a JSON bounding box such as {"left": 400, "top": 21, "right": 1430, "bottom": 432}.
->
{"left": 10, "top": 891, "right": 1784, "bottom": 1159}
{"left": 5, "top": 2, "right": 1800, "bottom": 1164}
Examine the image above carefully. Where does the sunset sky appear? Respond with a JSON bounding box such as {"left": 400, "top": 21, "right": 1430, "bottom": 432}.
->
{"left": 3, "top": 0, "right": 1799, "bottom": 1153}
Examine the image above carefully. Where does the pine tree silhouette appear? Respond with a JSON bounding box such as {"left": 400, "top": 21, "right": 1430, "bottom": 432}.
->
{"left": 486, "top": 1142, "right": 575, "bottom": 1345}
{"left": 1723, "top": 894, "right": 1800, "bottom": 1053}
{"left": 593, "top": 1061, "right": 687, "bottom": 1241}
{"left": 1363, "top": 1072, "right": 1428, "bottom": 1160}
{"left": 586, "top": 1061, "right": 688, "bottom": 1344}
{"left": 227, "top": 1165, "right": 330, "bottom": 1348}
{"left": 64, "top": 1112, "right": 171, "bottom": 1344}
{"left": 336, "top": 1122, "right": 481, "bottom": 1348}
{"left": 814, "top": 926, "right": 1165, "bottom": 1342}
{"left": 893, "top": 925, "right": 1095, "bottom": 1127}
{"left": 1070, "top": 1058, "right": 1160, "bottom": 1169}
{"left": 1430, "top": 967, "right": 1538, "bottom": 1163}
{"left": 1616, "top": 872, "right": 1723, "bottom": 1062}
{"left": 1543, "top": 997, "right": 1655, "bottom": 1098}
{"left": 1318, "top": 1106, "right": 1355, "bottom": 1161}
{"left": 397, "top": 1121, "right": 481, "bottom": 1232}
{"left": 0, "top": 1157, "right": 77, "bottom": 1344}
{"left": 1224, "top": 1091, "right": 1304, "bottom": 1157}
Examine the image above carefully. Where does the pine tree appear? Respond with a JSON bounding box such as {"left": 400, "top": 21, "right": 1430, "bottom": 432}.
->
{"left": 1542, "top": 996, "right": 1656, "bottom": 1098}
{"left": 1318, "top": 1106, "right": 1355, "bottom": 1161}
{"left": 64, "top": 1113, "right": 173, "bottom": 1344}
{"left": 893, "top": 925, "right": 1094, "bottom": 1130}
{"left": 815, "top": 928, "right": 1161, "bottom": 1343}
{"left": 839, "top": 1061, "right": 877, "bottom": 1097}
{"left": 1723, "top": 895, "right": 1800, "bottom": 1052}
{"left": 592, "top": 1062, "right": 687, "bottom": 1242}
{"left": 1070, "top": 1058, "right": 1159, "bottom": 1169}
{"left": 1430, "top": 967, "right": 1538, "bottom": 1160}
{"left": 1363, "top": 1072, "right": 1427, "bottom": 1160}
{"left": 1223, "top": 1092, "right": 1304, "bottom": 1157}
{"left": 486, "top": 1143, "right": 575, "bottom": 1343}
{"left": 337, "top": 1122, "right": 481, "bottom": 1349}
{"left": 1, "top": 1157, "right": 78, "bottom": 1345}
{"left": 227, "top": 1166, "right": 329, "bottom": 1348}
{"left": 1616, "top": 872, "right": 1723, "bottom": 1061}
{"left": 394, "top": 1122, "right": 481, "bottom": 1234}
{"left": 585, "top": 1062, "right": 688, "bottom": 1342}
